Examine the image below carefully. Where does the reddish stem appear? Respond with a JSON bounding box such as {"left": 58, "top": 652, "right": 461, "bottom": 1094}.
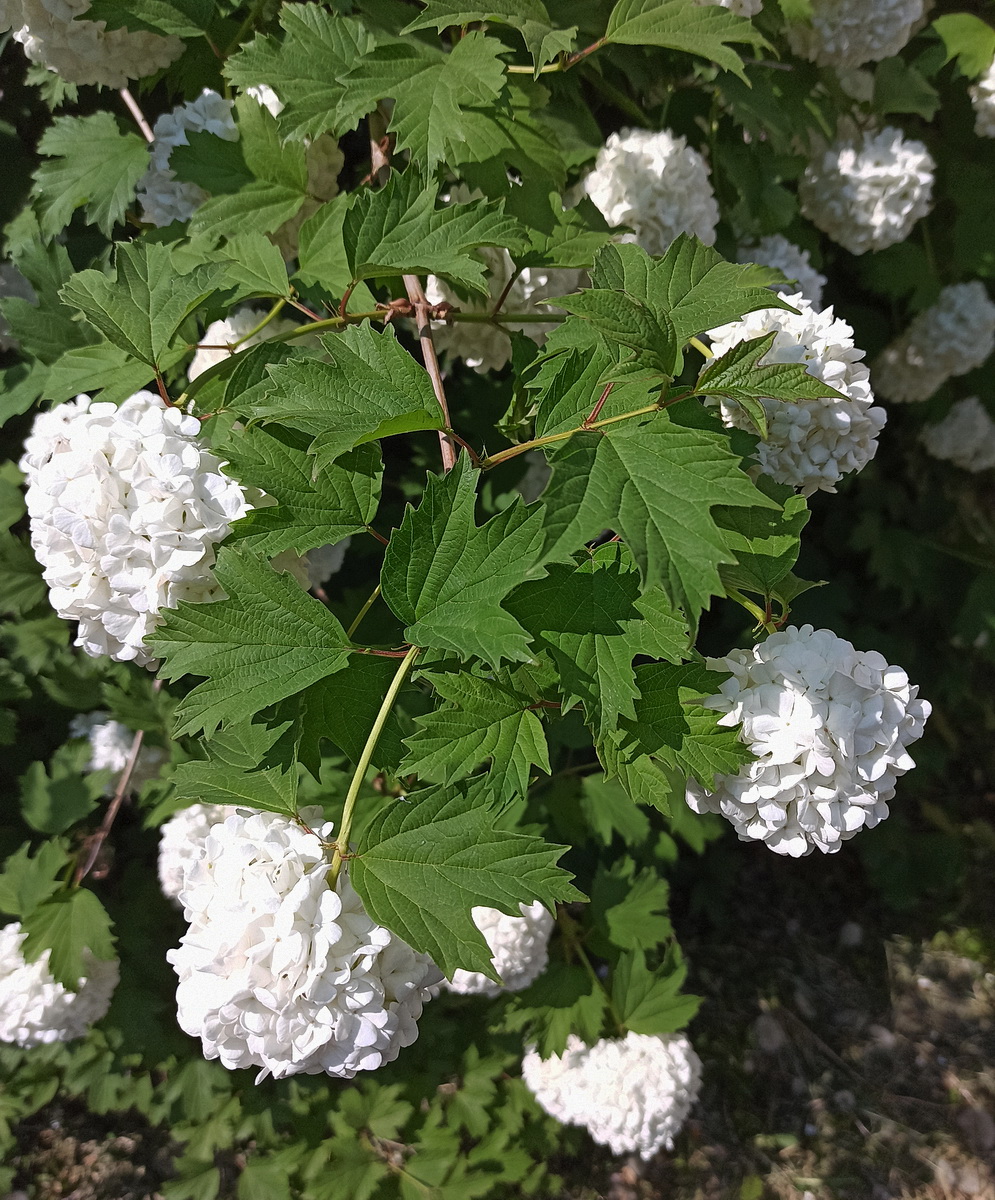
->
{"left": 583, "top": 382, "right": 614, "bottom": 428}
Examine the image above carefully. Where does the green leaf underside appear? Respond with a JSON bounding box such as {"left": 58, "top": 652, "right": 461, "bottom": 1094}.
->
{"left": 381, "top": 456, "right": 544, "bottom": 667}
{"left": 150, "top": 548, "right": 352, "bottom": 737}
{"left": 350, "top": 779, "right": 581, "bottom": 979}
{"left": 21, "top": 889, "right": 116, "bottom": 991}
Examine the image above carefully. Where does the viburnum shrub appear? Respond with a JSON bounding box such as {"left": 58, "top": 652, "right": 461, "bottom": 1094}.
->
{"left": 0, "top": 0, "right": 993, "bottom": 1193}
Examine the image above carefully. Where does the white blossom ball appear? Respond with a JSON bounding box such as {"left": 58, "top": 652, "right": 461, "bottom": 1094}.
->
{"left": 685, "top": 624, "right": 931, "bottom": 857}
{"left": 157, "top": 803, "right": 236, "bottom": 903}
{"left": 704, "top": 293, "right": 885, "bottom": 495}
{"left": 19, "top": 391, "right": 252, "bottom": 665}
{"left": 799, "top": 126, "right": 934, "bottom": 255}
{"left": 787, "top": 0, "right": 926, "bottom": 69}
{"left": 523, "top": 1032, "right": 702, "bottom": 1159}
{"left": 0, "top": 0, "right": 181, "bottom": 86}
{"left": 0, "top": 922, "right": 119, "bottom": 1047}
{"left": 921, "top": 397, "right": 995, "bottom": 473}
{"left": 443, "top": 902, "right": 553, "bottom": 997}
{"left": 873, "top": 283, "right": 995, "bottom": 403}
{"left": 0, "top": 262, "right": 36, "bottom": 352}
{"left": 584, "top": 128, "right": 719, "bottom": 257}
{"left": 167, "top": 807, "right": 441, "bottom": 1081}
{"left": 188, "top": 308, "right": 304, "bottom": 381}
{"left": 69, "top": 711, "right": 165, "bottom": 791}
{"left": 737, "top": 236, "right": 826, "bottom": 307}
{"left": 970, "top": 61, "right": 995, "bottom": 139}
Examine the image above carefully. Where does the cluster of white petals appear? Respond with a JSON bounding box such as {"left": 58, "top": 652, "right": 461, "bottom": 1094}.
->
{"left": 19, "top": 391, "right": 251, "bottom": 665}
{"left": 0, "top": 922, "right": 118, "bottom": 1047}
{"left": 426, "top": 248, "right": 584, "bottom": 373}
{"left": 873, "top": 283, "right": 995, "bottom": 403}
{"left": 0, "top": 261, "right": 36, "bottom": 352}
{"left": 685, "top": 624, "right": 931, "bottom": 857}
{"left": 157, "top": 803, "right": 236, "bottom": 903}
{"left": 188, "top": 308, "right": 304, "bottom": 381}
{"left": 0, "top": 0, "right": 181, "bottom": 87}
{"left": 69, "top": 710, "right": 165, "bottom": 792}
{"left": 168, "top": 807, "right": 440, "bottom": 1081}
{"left": 705, "top": 293, "right": 885, "bottom": 495}
{"left": 138, "top": 90, "right": 238, "bottom": 228}
{"left": 737, "top": 236, "right": 826, "bottom": 307}
{"left": 584, "top": 128, "right": 719, "bottom": 257}
{"left": 522, "top": 1032, "right": 702, "bottom": 1159}
{"left": 442, "top": 902, "right": 553, "bottom": 997}
{"left": 970, "top": 61, "right": 995, "bottom": 139}
{"left": 799, "top": 126, "right": 934, "bottom": 255}
{"left": 921, "top": 397, "right": 995, "bottom": 473}
{"left": 787, "top": 0, "right": 926, "bottom": 68}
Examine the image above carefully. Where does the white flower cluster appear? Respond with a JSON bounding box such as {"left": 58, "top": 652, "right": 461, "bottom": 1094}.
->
{"left": 0, "top": 922, "right": 118, "bottom": 1047}
{"left": 0, "top": 0, "right": 181, "bottom": 87}
{"left": 873, "top": 283, "right": 995, "bottom": 403}
{"left": 584, "top": 128, "right": 719, "bottom": 257}
{"left": 188, "top": 308, "right": 304, "bottom": 381}
{"left": 799, "top": 126, "right": 935, "bottom": 255}
{"left": 970, "top": 61, "right": 995, "bottom": 139}
{"left": 0, "top": 261, "right": 36, "bottom": 353}
{"left": 786, "top": 0, "right": 925, "bottom": 68}
{"left": 157, "top": 803, "right": 235, "bottom": 903}
{"left": 138, "top": 90, "right": 238, "bottom": 229}
{"left": 168, "top": 807, "right": 440, "bottom": 1081}
{"left": 737, "top": 236, "right": 826, "bottom": 307}
{"left": 685, "top": 624, "right": 931, "bottom": 857}
{"left": 19, "top": 391, "right": 251, "bottom": 665}
{"left": 921, "top": 397, "right": 995, "bottom": 473}
{"left": 69, "top": 711, "right": 165, "bottom": 791}
{"left": 696, "top": 0, "right": 762, "bottom": 13}
{"left": 522, "top": 1032, "right": 702, "bottom": 1159}
{"left": 443, "top": 902, "right": 553, "bottom": 997}
{"left": 426, "top": 249, "right": 585, "bottom": 373}
{"left": 704, "top": 293, "right": 886, "bottom": 495}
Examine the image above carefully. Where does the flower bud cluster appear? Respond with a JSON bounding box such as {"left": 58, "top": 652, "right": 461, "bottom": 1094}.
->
{"left": 704, "top": 293, "right": 885, "bottom": 495}
{"left": 0, "top": 261, "right": 36, "bottom": 353}
{"left": 970, "top": 61, "right": 995, "bottom": 139}
{"left": 799, "top": 126, "right": 934, "bottom": 255}
{"left": 0, "top": 0, "right": 181, "bottom": 87}
{"left": 0, "top": 922, "right": 118, "bottom": 1047}
{"left": 786, "top": 0, "right": 926, "bottom": 69}
{"left": 921, "top": 397, "right": 995, "bottom": 473}
{"left": 19, "top": 391, "right": 251, "bottom": 665}
{"left": 157, "top": 803, "right": 236, "bottom": 903}
{"left": 442, "top": 902, "right": 553, "bottom": 997}
{"left": 522, "top": 1032, "right": 702, "bottom": 1159}
{"left": 685, "top": 624, "right": 931, "bottom": 857}
{"left": 737, "top": 236, "right": 826, "bottom": 308}
{"left": 168, "top": 807, "right": 441, "bottom": 1081}
{"left": 584, "top": 128, "right": 719, "bottom": 257}
{"left": 872, "top": 283, "right": 995, "bottom": 403}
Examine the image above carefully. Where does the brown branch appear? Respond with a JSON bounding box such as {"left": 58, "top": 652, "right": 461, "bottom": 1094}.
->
{"left": 403, "top": 274, "right": 457, "bottom": 472}
{"left": 120, "top": 87, "right": 154, "bottom": 143}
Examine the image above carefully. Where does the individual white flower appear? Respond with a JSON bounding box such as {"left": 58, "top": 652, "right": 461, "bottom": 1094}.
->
{"left": 168, "top": 807, "right": 441, "bottom": 1081}
{"left": 0, "top": 0, "right": 181, "bottom": 87}
{"left": 737, "top": 236, "right": 826, "bottom": 307}
{"left": 970, "top": 60, "right": 995, "bottom": 139}
{"left": 523, "top": 1032, "right": 702, "bottom": 1159}
{"left": 443, "top": 902, "right": 553, "bottom": 997}
{"left": 921, "top": 397, "right": 995, "bottom": 473}
{"left": 157, "top": 803, "right": 236, "bottom": 903}
{"left": 704, "top": 293, "right": 885, "bottom": 495}
{"left": 0, "top": 922, "right": 118, "bottom": 1047}
{"left": 696, "top": 0, "right": 761, "bottom": 13}
{"left": 584, "top": 128, "right": 719, "bottom": 257}
{"left": 685, "top": 624, "right": 931, "bottom": 858}
{"left": 245, "top": 84, "right": 284, "bottom": 118}
{"left": 0, "top": 262, "right": 36, "bottom": 353}
{"left": 873, "top": 283, "right": 995, "bottom": 403}
{"left": 786, "top": 0, "right": 926, "bottom": 69}
{"left": 187, "top": 308, "right": 304, "bottom": 381}
{"left": 799, "top": 126, "right": 934, "bottom": 255}
{"left": 19, "top": 391, "right": 252, "bottom": 665}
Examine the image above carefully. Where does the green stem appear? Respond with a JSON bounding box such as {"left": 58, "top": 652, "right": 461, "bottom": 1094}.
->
{"left": 347, "top": 584, "right": 382, "bottom": 639}
{"left": 557, "top": 909, "right": 625, "bottom": 1036}
{"left": 327, "top": 644, "right": 421, "bottom": 888}
{"left": 689, "top": 335, "right": 713, "bottom": 359}
{"left": 233, "top": 297, "right": 287, "bottom": 348}
{"left": 480, "top": 402, "right": 662, "bottom": 470}
{"left": 727, "top": 587, "right": 776, "bottom": 633}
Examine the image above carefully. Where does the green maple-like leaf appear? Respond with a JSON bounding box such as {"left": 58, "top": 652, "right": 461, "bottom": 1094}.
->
{"left": 170, "top": 759, "right": 298, "bottom": 818}
{"left": 402, "top": 0, "right": 577, "bottom": 70}
{"left": 381, "top": 456, "right": 544, "bottom": 668}
{"left": 590, "top": 859, "right": 672, "bottom": 952}
{"left": 83, "top": 0, "right": 214, "bottom": 36}
{"left": 20, "top": 888, "right": 116, "bottom": 991}
{"left": 402, "top": 673, "right": 550, "bottom": 799}
{"left": 350, "top": 778, "right": 581, "bottom": 979}
{"left": 611, "top": 948, "right": 701, "bottom": 1035}
{"left": 550, "top": 289, "right": 679, "bottom": 378}
{"left": 501, "top": 960, "right": 607, "bottom": 1056}
{"left": 0, "top": 839, "right": 69, "bottom": 920}
{"left": 150, "top": 548, "right": 353, "bottom": 737}
{"left": 578, "top": 774, "right": 652, "bottom": 847}
{"left": 597, "top": 733, "right": 685, "bottom": 817}
{"left": 715, "top": 476, "right": 810, "bottom": 598}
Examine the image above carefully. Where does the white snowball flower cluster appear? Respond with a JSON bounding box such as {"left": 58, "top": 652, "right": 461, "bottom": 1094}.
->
{"left": 685, "top": 624, "right": 931, "bottom": 857}
{"left": 799, "top": 126, "right": 934, "bottom": 255}
{"left": 0, "top": 0, "right": 181, "bottom": 87}
{"left": 19, "top": 391, "right": 251, "bottom": 665}
{"left": 737, "top": 236, "right": 826, "bottom": 308}
{"left": 522, "top": 1032, "right": 702, "bottom": 1159}
{"left": 69, "top": 711, "right": 165, "bottom": 792}
{"left": 921, "top": 397, "right": 995, "bottom": 473}
{"left": 584, "top": 128, "right": 719, "bottom": 257}
{"left": 786, "top": 0, "right": 925, "bottom": 68}
{"left": 873, "top": 283, "right": 995, "bottom": 404}
{"left": 704, "top": 293, "right": 885, "bottom": 495}
{"left": 188, "top": 308, "right": 304, "bottom": 381}
{"left": 138, "top": 90, "right": 238, "bottom": 229}
{"left": 0, "top": 262, "right": 36, "bottom": 353}
{"left": 443, "top": 902, "right": 553, "bottom": 997}
{"left": 695, "top": 0, "right": 761, "bottom": 13}
{"left": 0, "top": 922, "right": 118, "bottom": 1047}
{"left": 970, "top": 61, "right": 995, "bottom": 139}
{"left": 157, "top": 803, "right": 235, "bottom": 903}
{"left": 168, "top": 807, "right": 441, "bottom": 1081}
{"left": 426, "top": 248, "right": 585, "bottom": 373}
